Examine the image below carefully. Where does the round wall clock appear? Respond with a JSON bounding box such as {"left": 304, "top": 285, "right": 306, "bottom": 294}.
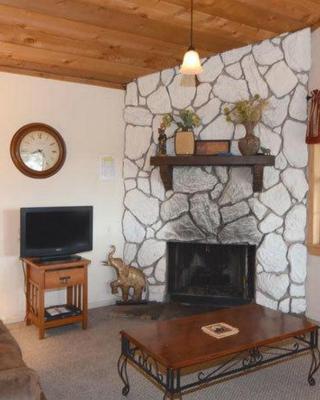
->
{"left": 10, "top": 123, "right": 66, "bottom": 178}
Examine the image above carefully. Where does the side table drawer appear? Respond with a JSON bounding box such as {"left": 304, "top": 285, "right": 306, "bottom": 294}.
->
{"left": 45, "top": 268, "right": 84, "bottom": 289}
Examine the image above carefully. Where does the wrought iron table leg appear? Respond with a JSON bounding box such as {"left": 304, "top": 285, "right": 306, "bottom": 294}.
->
{"left": 117, "top": 354, "right": 130, "bottom": 396}
{"left": 308, "top": 330, "right": 320, "bottom": 386}
{"left": 163, "top": 368, "right": 182, "bottom": 399}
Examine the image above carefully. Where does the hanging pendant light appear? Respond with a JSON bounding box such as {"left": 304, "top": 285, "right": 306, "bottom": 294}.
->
{"left": 180, "top": 0, "right": 203, "bottom": 75}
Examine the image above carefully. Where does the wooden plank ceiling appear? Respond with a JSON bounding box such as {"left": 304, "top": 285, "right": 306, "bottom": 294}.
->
{"left": 0, "top": 0, "right": 319, "bottom": 89}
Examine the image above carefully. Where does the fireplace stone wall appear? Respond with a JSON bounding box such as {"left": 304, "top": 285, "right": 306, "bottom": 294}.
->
{"left": 122, "top": 28, "right": 311, "bottom": 313}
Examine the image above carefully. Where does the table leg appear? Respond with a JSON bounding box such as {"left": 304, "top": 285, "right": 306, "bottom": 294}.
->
{"left": 117, "top": 354, "right": 130, "bottom": 396}
{"left": 308, "top": 329, "right": 320, "bottom": 386}
{"left": 163, "top": 369, "right": 182, "bottom": 399}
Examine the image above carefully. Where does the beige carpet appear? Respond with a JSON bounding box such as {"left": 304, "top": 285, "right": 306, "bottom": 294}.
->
{"left": 8, "top": 306, "right": 320, "bottom": 400}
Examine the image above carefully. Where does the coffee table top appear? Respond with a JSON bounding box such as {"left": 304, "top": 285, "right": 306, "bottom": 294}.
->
{"left": 121, "top": 304, "right": 317, "bottom": 369}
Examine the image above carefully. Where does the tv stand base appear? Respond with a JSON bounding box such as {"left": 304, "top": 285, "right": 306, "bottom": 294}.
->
{"left": 37, "top": 254, "right": 82, "bottom": 264}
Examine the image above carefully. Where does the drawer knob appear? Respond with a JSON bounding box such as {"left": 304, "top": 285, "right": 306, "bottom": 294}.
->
{"left": 59, "top": 276, "right": 71, "bottom": 284}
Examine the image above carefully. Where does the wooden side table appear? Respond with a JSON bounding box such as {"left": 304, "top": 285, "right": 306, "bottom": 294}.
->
{"left": 22, "top": 257, "right": 90, "bottom": 339}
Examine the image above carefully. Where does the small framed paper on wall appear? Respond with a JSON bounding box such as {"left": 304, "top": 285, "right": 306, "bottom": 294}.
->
{"left": 195, "top": 140, "right": 231, "bottom": 155}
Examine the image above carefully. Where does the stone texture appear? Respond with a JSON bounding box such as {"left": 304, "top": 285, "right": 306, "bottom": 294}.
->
{"left": 123, "top": 211, "right": 145, "bottom": 243}
{"left": 123, "top": 158, "right": 138, "bottom": 179}
{"left": 225, "top": 63, "right": 242, "bottom": 79}
{"left": 156, "top": 215, "right": 205, "bottom": 241}
{"left": 161, "top": 68, "right": 175, "bottom": 86}
{"left": 283, "top": 120, "right": 308, "bottom": 168}
{"left": 125, "top": 125, "right": 152, "bottom": 160}
{"left": 190, "top": 193, "right": 220, "bottom": 234}
{"left": 256, "top": 291, "right": 278, "bottom": 310}
{"left": 137, "top": 178, "right": 150, "bottom": 195}
{"left": 256, "top": 124, "right": 281, "bottom": 155}
{"left": 241, "top": 54, "right": 268, "bottom": 98}
{"left": 143, "top": 143, "right": 157, "bottom": 171}
{"left": 148, "top": 285, "right": 166, "bottom": 302}
{"left": 263, "top": 167, "right": 280, "bottom": 189}
{"left": 124, "top": 107, "right": 152, "bottom": 126}
{"left": 123, "top": 243, "right": 137, "bottom": 264}
{"left": 154, "top": 257, "right": 166, "bottom": 282}
{"left": 124, "top": 189, "right": 159, "bottom": 225}
{"left": 257, "top": 233, "right": 288, "bottom": 273}
{"left": 147, "top": 86, "right": 171, "bottom": 114}
{"left": 125, "top": 81, "right": 138, "bottom": 106}
{"left": 260, "top": 183, "right": 291, "bottom": 216}
{"left": 262, "top": 96, "right": 290, "bottom": 128}
{"left": 160, "top": 193, "right": 189, "bottom": 221}
{"left": 218, "top": 216, "right": 262, "bottom": 244}
{"left": 197, "top": 98, "right": 221, "bottom": 125}
{"left": 124, "top": 179, "right": 136, "bottom": 191}
{"left": 219, "top": 168, "right": 253, "bottom": 205}
{"left": 265, "top": 61, "right": 298, "bottom": 97}
{"left": 289, "top": 85, "right": 307, "bottom": 121}
{"left": 234, "top": 124, "right": 246, "bottom": 139}
{"left": 150, "top": 168, "right": 165, "bottom": 201}
{"left": 168, "top": 74, "right": 196, "bottom": 109}
{"left": 122, "top": 29, "right": 310, "bottom": 313}
{"left": 281, "top": 168, "right": 308, "bottom": 201}
{"left": 214, "top": 167, "right": 229, "bottom": 184}
{"left": 213, "top": 75, "right": 249, "bottom": 102}
{"left": 221, "top": 45, "right": 252, "bottom": 65}
{"left": 284, "top": 205, "right": 306, "bottom": 242}
{"left": 200, "top": 115, "right": 234, "bottom": 140}
{"left": 173, "top": 167, "right": 217, "bottom": 193}
{"left": 198, "top": 55, "right": 224, "bottom": 82}
{"left": 210, "top": 183, "right": 224, "bottom": 200}
{"left": 259, "top": 213, "right": 283, "bottom": 234}
{"left": 220, "top": 201, "right": 250, "bottom": 224}
{"left": 137, "top": 239, "right": 165, "bottom": 267}
{"left": 257, "top": 273, "right": 289, "bottom": 300}
{"left": 193, "top": 83, "right": 211, "bottom": 107}
{"left": 252, "top": 40, "right": 283, "bottom": 65}
{"left": 290, "top": 284, "right": 305, "bottom": 297}
{"left": 275, "top": 152, "right": 288, "bottom": 170}
{"left": 279, "top": 298, "right": 290, "bottom": 313}
{"left": 291, "top": 298, "right": 306, "bottom": 313}
{"left": 283, "top": 28, "right": 311, "bottom": 72}
{"left": 248, "top": 198, "right": 267, "bottom": 220}
{"left": 138, "top": 72, "right": 160, "bottom": 96}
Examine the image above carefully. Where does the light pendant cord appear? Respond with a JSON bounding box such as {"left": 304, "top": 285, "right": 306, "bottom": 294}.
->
{"left": 190, "top": 0, "right": 194, "bottom": 49}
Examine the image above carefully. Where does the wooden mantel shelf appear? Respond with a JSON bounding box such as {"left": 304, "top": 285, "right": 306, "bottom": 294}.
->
{"left": 150, "top": 155, "right": 275, "bottom": 192}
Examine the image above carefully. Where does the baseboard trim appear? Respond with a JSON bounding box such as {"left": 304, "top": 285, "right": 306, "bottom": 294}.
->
{"left": 88, "top": 298, "right": 116, "bottom": 309}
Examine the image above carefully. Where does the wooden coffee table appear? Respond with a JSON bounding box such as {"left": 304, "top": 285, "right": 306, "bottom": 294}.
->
{"left": 118, "top": 304, "right": 319, "bottom": 399}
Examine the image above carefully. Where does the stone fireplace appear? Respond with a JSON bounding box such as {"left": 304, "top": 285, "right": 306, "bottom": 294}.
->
{"left": 167, "top": 242, "right": 255, "bottom": 306}
{"left": 122, "top": 28, "right": 310, "bottom": 314}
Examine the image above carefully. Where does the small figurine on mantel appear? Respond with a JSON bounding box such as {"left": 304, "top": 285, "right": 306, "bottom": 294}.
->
{"left": 157, "top": 114, "right": 173, "bottom": 156}
{"left": 102, "top": 245, "right": 147, "bottom": 304}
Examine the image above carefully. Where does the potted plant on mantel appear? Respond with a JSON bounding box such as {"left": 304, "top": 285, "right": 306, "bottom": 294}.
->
{"left": 224, "top": 94, "right": 268, "bottom": 156}
{"left": 162, "top": 110, "right": 201, "bottom": 155}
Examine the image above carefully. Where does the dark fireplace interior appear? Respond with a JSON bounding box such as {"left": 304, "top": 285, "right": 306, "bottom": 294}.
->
{"left": 167, "top": 242, "right": 255, "bottom": 306}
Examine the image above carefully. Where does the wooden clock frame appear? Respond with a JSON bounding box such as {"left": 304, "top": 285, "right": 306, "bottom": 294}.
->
{"left": 10, "top": 123, "right": 66, "bottom": 178}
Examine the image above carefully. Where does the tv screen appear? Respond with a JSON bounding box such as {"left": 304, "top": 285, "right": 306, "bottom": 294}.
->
{"left": 20, "top": 206, "right": 93, "bottom": 259}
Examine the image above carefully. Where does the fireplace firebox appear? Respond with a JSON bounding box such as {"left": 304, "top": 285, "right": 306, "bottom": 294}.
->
{"left": 167, "top": 242, "right": 255, "bottom": 306}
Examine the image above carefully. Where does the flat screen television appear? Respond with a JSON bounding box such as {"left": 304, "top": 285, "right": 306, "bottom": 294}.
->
{"left": 20, "top": 206, "right": 93, "bottom": 260}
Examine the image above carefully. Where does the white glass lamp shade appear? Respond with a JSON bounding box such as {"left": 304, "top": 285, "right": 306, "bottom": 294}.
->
{"left": 180, "top": 48, "right": 203, "bottom": 75}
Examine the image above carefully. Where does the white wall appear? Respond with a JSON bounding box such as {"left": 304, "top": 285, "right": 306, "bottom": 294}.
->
{"left": 306, "top": 28, "right": 320, "bottom": 322}
{"left": 0, "top": 72, "right": 125, "bottom": 323}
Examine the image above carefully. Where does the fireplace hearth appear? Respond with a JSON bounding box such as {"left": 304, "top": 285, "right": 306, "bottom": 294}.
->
{"left": 167, "top": 242, "right": 255, "bottom": 306}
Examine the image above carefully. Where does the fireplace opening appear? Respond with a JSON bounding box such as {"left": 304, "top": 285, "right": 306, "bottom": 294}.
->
{"left": 167, "top": 242, "right": 255, "bottom": 306}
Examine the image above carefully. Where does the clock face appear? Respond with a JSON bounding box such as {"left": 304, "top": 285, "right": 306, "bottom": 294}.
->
{"left": 19, "top": 131, "right": 60, "bottom": 171}
{"left": 10, "top": 123, "right": 66, "bottom": 178}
